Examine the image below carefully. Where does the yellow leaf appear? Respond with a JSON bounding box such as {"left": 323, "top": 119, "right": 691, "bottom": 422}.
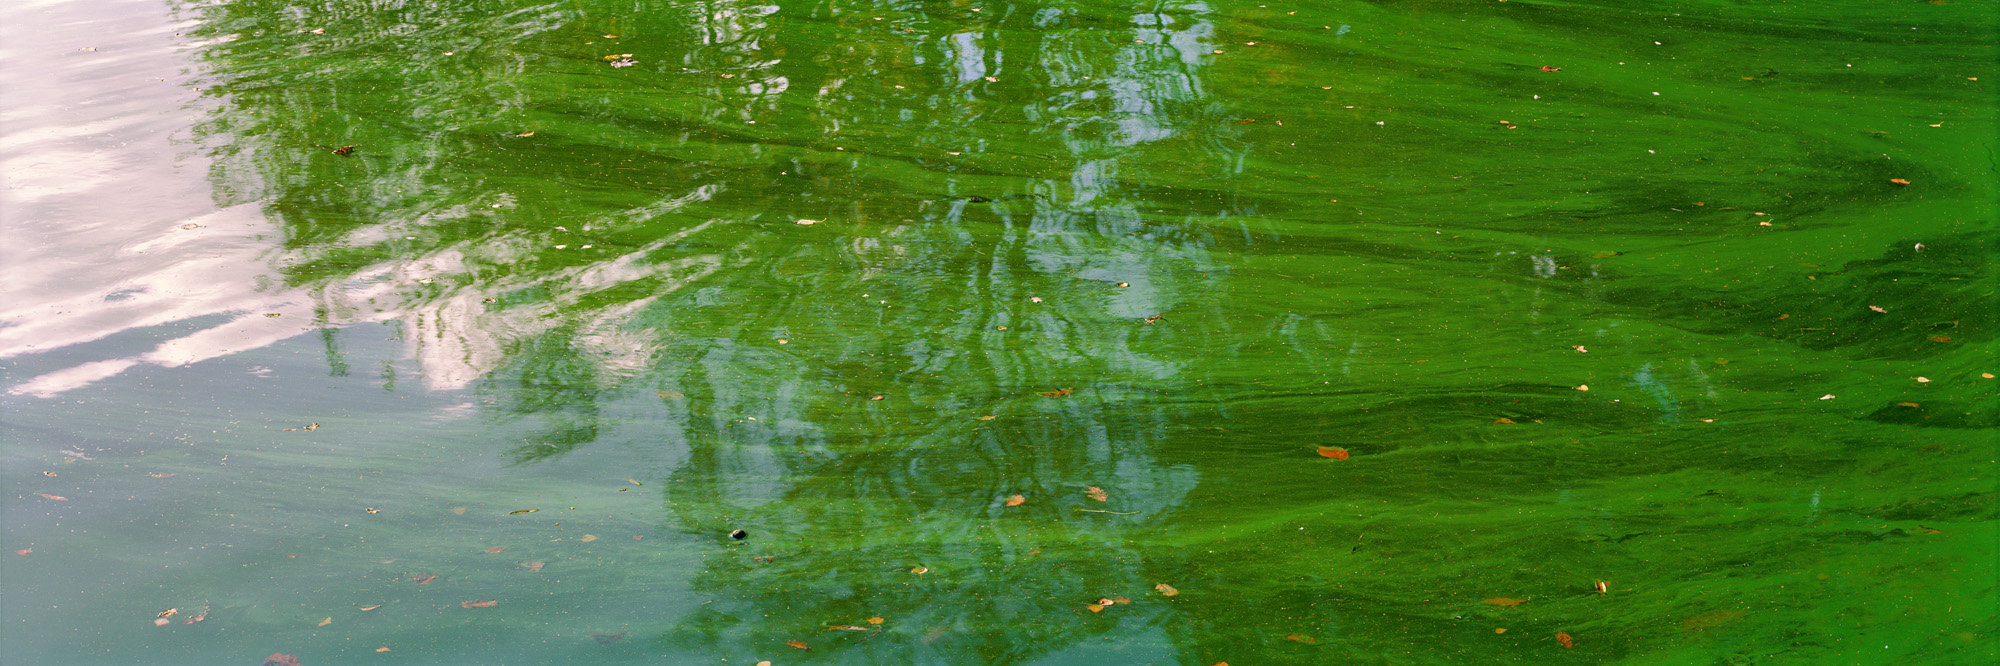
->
{"left": 867, "top": 616, "right": 885, "bottom": 624}
{"left": 1155, "top": 583, "right": 1179, "bottom": 597}
{"left": 317, "top": 617, "right": 332, "bottom": 626}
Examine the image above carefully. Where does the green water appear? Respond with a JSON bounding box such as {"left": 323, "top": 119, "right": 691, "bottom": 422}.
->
{"left": 2, "top": 0, "right": 1994, "bottom": 664}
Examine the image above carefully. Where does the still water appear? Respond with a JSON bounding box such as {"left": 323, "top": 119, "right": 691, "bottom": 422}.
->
{"left": 2, "top": 0, "right": 1993, "bottom": 664}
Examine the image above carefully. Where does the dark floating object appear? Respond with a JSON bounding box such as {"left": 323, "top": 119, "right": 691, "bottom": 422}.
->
{"left": 965, "top": 196, "right": 992, "bottom": 203}
{"left": 331, "top": 145, "right": 354, "bottom": 156}
{"left": 729, "top": 529, "right": 748, "bottom": 540}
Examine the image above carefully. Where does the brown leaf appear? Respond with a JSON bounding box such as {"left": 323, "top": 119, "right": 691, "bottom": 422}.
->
{"left": 785, "top": 640, "right": 810, "bottom": 650}
{"left": 1085, "top": 486, "right": 1109, "bottom": 502}
{"left": 1086, "top": 604, "right": 1105, "bottom": 613}
{"left": 1316, "top": 446, "right": 1349, "bottom": 460}
{"left": 910, "top": 566, "right": 929, "bottom": 574}
{"left": 1483, "top": 597, "right": 1528, "bottom": 607}
{"left": 1899, "top": 402, "right": 1920, "bottom": 408}
{"left": 1004, "top": 494, "right": 1026, "bottom": 507}
{"left": 867, "top": 616, "right": 885, "bottom": 624}
{"left": 1930, "top": 336, "right": 1951, "bottom": 342}
{"left": 1285, "top": 634, "right": 1317, "bottom": 643}
{"left": 1890, "top": 178, "right": 1910, "bottom": 185}
{"left": 508, "top": 509, "right": 538, "bottom": 515}
{"left": 461, "top": 600, "right": 498, "bottom": 608}
{"left": 579, "top": 534, "right": 598, "bottom": 542}
{"left": 411, "top": 574, "right": 438, "bottom": 585}
{"left": 1155, "top": 583, "right": 1179, "bottom": 596}
{"left": 157, "top": 608, "right": 178, "bottom": 618}
{"left": 317, "top": 617, "right": 332, "bottom": 626}
{"left": 485, "top": 546, "right": 505, "bottom": 554}
{"left": 1556, "top": 631, "right": 1575, "bottom": 648}
{"left": 1040, "top": 388, "right": 1073, "bottom": 397}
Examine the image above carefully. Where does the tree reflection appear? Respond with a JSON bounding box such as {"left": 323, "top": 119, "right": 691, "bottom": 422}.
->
{"left": 184, "top": 0, "right": 1244, "bottom": 661}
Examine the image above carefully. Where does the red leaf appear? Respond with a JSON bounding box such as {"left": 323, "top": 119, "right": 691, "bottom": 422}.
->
{"left": 1889, "top": 178, "right": 1910, "bottom": 185}
{"left": 1930, "top": 336, "right": 1951, "bottom": 342}
{"left": 1556, "top": 631, "right": 1575, "bottom": 648}
{"left": 1315, "top": 446, "right": 1349, "bottom": 460}
{"left": 1539, "top": 66, "right": 1561, "bottom": 72}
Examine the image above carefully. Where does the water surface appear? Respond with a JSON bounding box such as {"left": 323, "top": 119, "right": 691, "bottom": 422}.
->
{"left": 3, "top": 0, "right": 1994, "bottom": 664}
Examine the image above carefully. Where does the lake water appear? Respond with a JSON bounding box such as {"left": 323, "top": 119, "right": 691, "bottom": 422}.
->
{"left": 2, "top": 0, "right": 1993, "bottom": 664}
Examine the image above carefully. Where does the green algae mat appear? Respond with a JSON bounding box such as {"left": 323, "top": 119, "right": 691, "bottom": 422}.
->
{"left": 2, "top": 0, "right": 1993, "bottom": 664}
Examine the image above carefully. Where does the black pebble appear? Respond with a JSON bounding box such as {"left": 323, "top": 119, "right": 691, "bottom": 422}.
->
{"left": 729, "top": 529, "right": 747, "bottom": 540}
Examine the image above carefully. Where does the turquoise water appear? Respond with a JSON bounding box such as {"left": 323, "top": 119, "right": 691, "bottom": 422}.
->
{"left": 2, "top": 0, "right": 1994, "bottom": 664}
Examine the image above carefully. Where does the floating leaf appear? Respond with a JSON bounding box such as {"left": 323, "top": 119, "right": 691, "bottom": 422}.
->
{"left": 580, "top": 535, "right": 599, "bottom": 542}
{"left": 626, "top": 478, "right": 643, "bottom": 486}
{"left": 508, "top": 509, "right": 538, "bottom": 515}
{"left": 1869, "top": 305, "right": 1887, "bottom": 313}
{"left": 978, "top": 415, "right": 996, "bottom": 421}
{"left": 1493, "top": 418, "right": 1516, "bottom": 424}
{"left": 517, "top": 131, "right": 535, "bottom": 137}
{"left": 1890, "top": 178, "right": 1910, "bottom": 185}
{"left": 1899, "top": 402, "right": 1921, "bottom": 408}
{"left": 1556, "top": 631, "right": 1575, "bottom": 648}
{"left": 410, "top": 574, "right": 438, "bottom": 585}
{"left": 13, "top": 549, "right": 30, "bottom": 556}
{"left": 1086, "top": 604, "right": 1105, "bottom": 613}
{"left": 868, "top": 616, "right": 885, "bottom": 624}
{"left": 263, "top": 654, "right": 302, "bottom": 666}
{"left": 358, "top": 605, "right": 381, "bottom": 611}
{"left": 150, "top": 473, "right": 175, "bottom": 478}
{"left": 461, "top": 600, "right": 498, "bottom": 608}
{"left": 1086, "top": 486, "right": 1109, "bottom": 502}
{"left": 1004, "top": 494, "right": 1026, "bottom": 507}
{"left": 521, "top": 561, "right": 546, "bottom": 571}
{"left": 785, "top": 640, "right": 810, "bottom": 650}
{"left": 36, "top": 493, "right": 67, "bottom": 501}
{"left": 1155, "top": 583, "right": 1179, "bottom": 596}
{"left": 376, "top": 647, "right": 390, "bottom": 652}
{"left": 1040, "top": 388, "right": 1073, "bottom": 397}
{"left": 485, "top": 546, "right": 505, "bottom": 554}
{"left": 1483, "top": 597, "right": 1528, "bottom": 607}
{"left": 828, "top": 625, "right": 871, "bottom": 631}
{"left": 1930, "top": 336, "right": 1951, "bottom": 342}
{"left": 1539, "top": 66, "right": 1561, "bottom": 72}
{"left": 317, "top": 617, "right": 332, "bottom": 627}
{"left": 451, "top": 507, "right": 466, "bottom": 515}
{"left": 1285, "top": 634, "right": 1317, "bottom": 643}
{"left": 1315, "top": 446, "right": 1349, "bottom": 460}
{"left": 910, "top": 566, "right": 929, "bottom": 574}
{"left": 304, "top": 423, "right": 319, "bottom": 431}
{"left": 157, "top": 608, "right": 178, "bottom": 618}
{"left": 331, "top": 145, "right": 354, "bottom": 156}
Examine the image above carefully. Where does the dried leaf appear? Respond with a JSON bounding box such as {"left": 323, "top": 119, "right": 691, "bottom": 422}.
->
{"left": 521, "top": 561, "right": 546, "bottom": 571}
{"left": 828, "top": 625, "right": 871, "bottom": 631}
{"left": 508, "top": 509, "right": 538, "bottom": 515}
{"left": 1869, "top": 305, "right": 1887, "bottom": 313}
{"left": 1899, "top": 402, "right": 1920, "bottom": 408}
{"left": 263, "top": 654, "right": 302, "bottom": 666}
{"left": 1930, "top": 336, "right": 1951, "bottom": 342}
{"left": 978, "top": 415, "right": 996, "bottom": 421}
{"left": 13, "top": 549, "right": 30, "bottom": 556}
{"left": 1086, "top": 604, "right": 1105, "bottom": 613}
{"left": 376, "top": 647, "right": 390, "bottom": 652}
{"left": 304, "top": 422, "right": 319, "bottom": 431}
{"left": 411, "top": 574, "right": 437, "bottom": 585}
{"left": 517, "top": 131, "right": 535, "bottom": 137}
{"left": 868, "top": 616, "right": 885, "bottom": 624}
{"left": 36, "top": 493, "right": 67, "bottom": 501}
{"left": 1556, "top": 631, "right": 1575, "bottom": 648}
{"left": 1086, "top": 486, "right": 1109, "bottom": 502}
{"left": 785, "top": 640, "right": 810, "bottom": 650}
{"left": 1155, "top": 583, "right": 1179, "bottom": 596}
{"left": 1285, "top": 634, "right": 1317, "bottom": 643}
{"left": 1040, "top": 388, "right": 1073, "bottom": 397}
{"left": 358, "top": 605, "right": 381, "bottom": 611}
{"left": 1315, "top": 446, "right": 1349, "bottom": 460}
{"left": 482, "top": 545, "right": 506, "bottom": 554}
{"left": 317, "top": 617, "right": 332, "bottom": 627}
{"left": 461, "top": 600, "right": 498, "bottom": 608}
{"left": 1493, "top": 418, "right": 1515, "bottom": 424}
{"left": 1539, "top": 66, "right": 1561, "bottom": 72}
{"left": 157, "top": 608, "right": 178, "bottom": 618}
{"left": 150, "top": 473, "right": 175, "bottom": 478}
{"left": 1483, "top": 597, "right": 1528, "bottom": 607}
{"left": 580, "top": 535, "right": 598, "bottom": 542}
{"left": 910, "top": 566, "right": 929, "bottom": 574}
{"left": 1004, "top": 494, "right": 1026, "bottom": 507}
{"left": 1097, "top": 598, "right": 1117, "bottom": 606}
{"left": 332, "top": 145, "right": 354, "bottom": 156}
{"left": 1890, "top": 178, "right": 1910, "bottom": 185}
